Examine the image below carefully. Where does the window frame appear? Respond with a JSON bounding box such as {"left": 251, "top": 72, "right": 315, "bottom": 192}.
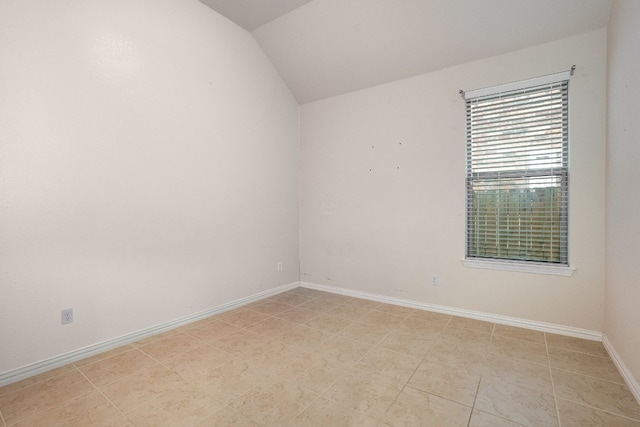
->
{"left": 462, "top": 71, "right": 575, "bottom": 275}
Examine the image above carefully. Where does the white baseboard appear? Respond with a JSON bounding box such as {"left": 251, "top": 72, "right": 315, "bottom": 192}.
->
{"left": 603, "top": 335, "right": 640, "bottom": 405}
{"left": 0, "top": 282, "right": 299, "bottom": 388}
{"left": 300, "top": 281, "right": 603, "bottom": 341}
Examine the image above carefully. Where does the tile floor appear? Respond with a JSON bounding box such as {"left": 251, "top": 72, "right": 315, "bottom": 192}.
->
{"left": 1, "top": 287, "right": 639, "bottom": 426}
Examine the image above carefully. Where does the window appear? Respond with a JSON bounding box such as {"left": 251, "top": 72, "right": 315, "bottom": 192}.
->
{"left": 464, "top": 71, "right": 570, "bottom": 266}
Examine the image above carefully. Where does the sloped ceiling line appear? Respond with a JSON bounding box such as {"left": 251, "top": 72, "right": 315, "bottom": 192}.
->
{"left": 200, "top": 0, "right": 612, "bottom": 104}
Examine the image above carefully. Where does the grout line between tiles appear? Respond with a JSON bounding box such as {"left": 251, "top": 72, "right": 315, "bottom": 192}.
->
{"left": 469, "top": 322, "right": 496, "bottom": 424}
{"left": 0, "top": 378, "right": 36, "bottom": 400}
{"left": 320, "top": 393, "right": 380, "bottom": 423}
{"left": 465, "top": 322, "right": 492, "bottom": 426}
{"left": 287, "top": 391, "right": 323, "bottom": 424}
{"left": 361, "top": 331, "right": 432, "bottom": 424}
{"left": 135, "top": 349, "right": 169, "bottom": 368}
{"left": 546, "top": 332, "right": 563, "bottom": 427}
{"left": 557, "top": 397, "right": 640, "bottom": 423}
{"left": 185, "top": 399, "right": 227, "bottom": 427}
{"left": 75, "top": 364, "right": 130, "bottom": 423}
{"left": 349, "top": 333, "right": 391, "bottom": 367}
{"left": 379, "top": 382, "right": 407, "bottom": 424}
{"left": 388, "top": 348, "right": 433, "bottom": 423}
{"left": 550, "top": 366, "right": 628, "bottom": 386}
{"left": 547, "top": 344, "right": 609, "bottom": 358}
{"left": 466, "top": 376, "right": 483, "bottom": 427}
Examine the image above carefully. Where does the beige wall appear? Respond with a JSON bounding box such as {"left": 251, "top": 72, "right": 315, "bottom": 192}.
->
{"left": 605, "top": 0, "right": 640, "bottom": 387}
{"left": 0, "top": 1, "right": 299, "bottom": 374}
{"left": 300, "top": 29, "right": 607, "bottom": 331}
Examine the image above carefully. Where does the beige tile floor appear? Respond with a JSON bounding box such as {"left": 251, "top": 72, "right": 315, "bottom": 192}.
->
{"left": 1, "top": 287, "right": 639, "bottom": 426}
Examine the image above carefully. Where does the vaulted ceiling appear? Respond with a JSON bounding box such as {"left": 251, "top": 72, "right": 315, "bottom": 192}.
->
{"left": 201, "top": 0, "right": 612, "bottom": 104}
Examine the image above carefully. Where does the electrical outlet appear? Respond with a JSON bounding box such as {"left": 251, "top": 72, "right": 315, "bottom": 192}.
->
{"left": 431, "top": 275, "right": 438, "bottom": 286}
{"left": 277, "top": 262, "right": 283, "bottom": 272}
{"left": 61, "top": 308, "right": 73, "bottom": 325}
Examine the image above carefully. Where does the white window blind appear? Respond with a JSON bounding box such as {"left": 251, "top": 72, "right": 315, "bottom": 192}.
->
{"left": 465, "top": 74, "right": 569, "bottom": 265}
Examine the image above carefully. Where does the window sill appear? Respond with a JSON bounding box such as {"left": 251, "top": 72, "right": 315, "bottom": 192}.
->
{"left": 462, "top": 258, "right": 576, "bottom": 276}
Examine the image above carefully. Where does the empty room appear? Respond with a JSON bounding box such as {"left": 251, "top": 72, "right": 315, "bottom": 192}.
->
{"left": 1, "top": 0, "right": 639, "bottom": 425}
